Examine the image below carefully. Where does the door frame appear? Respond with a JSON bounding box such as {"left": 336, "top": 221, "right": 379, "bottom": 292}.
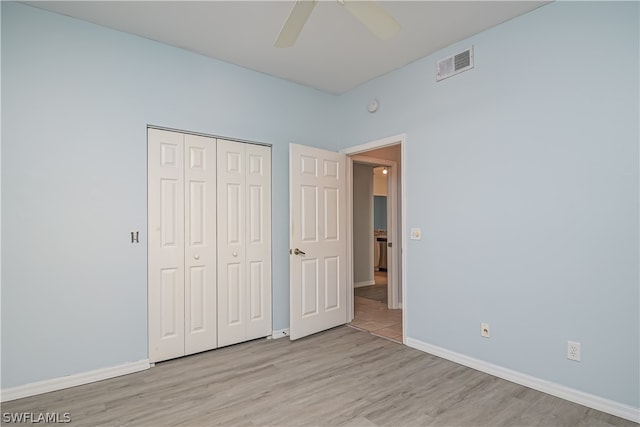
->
{"left": 351, "top": 155, "right": 398, "bottom": 308}
{"left": 341, "top": 134, "right": 406, "bottom": 343}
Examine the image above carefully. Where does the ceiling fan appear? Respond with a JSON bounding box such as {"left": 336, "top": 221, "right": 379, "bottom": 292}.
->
{"left": 275, "top": 0, "right": 400, "bottom": 48}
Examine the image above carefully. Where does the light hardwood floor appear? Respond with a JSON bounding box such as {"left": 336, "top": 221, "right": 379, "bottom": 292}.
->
{"left": 2, "top": 326, "right": 636, "bottom": 426}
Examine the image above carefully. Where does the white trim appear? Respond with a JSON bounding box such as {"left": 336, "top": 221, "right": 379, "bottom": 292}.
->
{"left": 399, "top": 136, "right": 407, "bottom": 344}
{"left": 350, "top": 154, "right": 395, "bottom": 167}
{"left": 344, "top": 134, "right": 406, "bottom": 326}
{"left": 1, "top": 359, "right": 150, "bottom": 403}
{"left": 406, "top": 337, "right": 640, "bottom": 423}
{"left": 350, "top": 157, "right": 398, "bottom": 309}
{"left": 340, "top": 134, "right": 407, "bottom": 155}
{"left": 346, "top": 156, "right": 354, "bottom": 322}
{"left": 271, "top": 328, "right": 290, "bottom": 339}
{"left": 147, "top": 124, "right": 271, "bottom": 148}
{"left": 354, "top": 280, "right": 376, "bottom": 288}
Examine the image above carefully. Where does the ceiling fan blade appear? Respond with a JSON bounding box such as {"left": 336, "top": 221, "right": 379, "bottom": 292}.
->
{"left": 341, "top": 0, "right": 400, "bottom": 41}
{"left": 274, "top": 0, "right": 318, "bottom": 48}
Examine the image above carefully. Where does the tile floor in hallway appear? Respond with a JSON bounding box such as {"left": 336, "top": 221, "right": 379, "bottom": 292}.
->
{"left": 350, "top": 271, "right": 403, "bottom": 342}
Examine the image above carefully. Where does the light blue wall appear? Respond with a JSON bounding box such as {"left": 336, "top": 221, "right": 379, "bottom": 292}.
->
{"left": 2, "top": 0, "right": 638, "bottom": 412}
{"left": 373, "top": 196, "right": 387, "bottom": 230}
{"left": 1, "top": 2, "right": 338, "bottom": 388}
{"left": 353, "top": 163, "right": 374, "bottom": 284}
{"left": 337, "top": 1, "right": 639, "bottom": 408}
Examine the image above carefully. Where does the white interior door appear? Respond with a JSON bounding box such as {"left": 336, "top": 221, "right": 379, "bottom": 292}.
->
{"left": 148, "top": 128, "right": 186, "bottom": 362}
{"left": 289, "top": 143, "right": 347, "bottom": 340}
{"left": 184, "top": 134, "right": 217, "bottom": 354}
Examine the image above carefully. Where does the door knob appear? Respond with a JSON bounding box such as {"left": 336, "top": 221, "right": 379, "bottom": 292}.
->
{"left": 232, "top": 252, "right": 238, "bottom": 257}
{"left": 293, "top": 248, "right": 306, "bottom": 256}
{"left": 194, "top": 254, "right": 200, "bottom": 260}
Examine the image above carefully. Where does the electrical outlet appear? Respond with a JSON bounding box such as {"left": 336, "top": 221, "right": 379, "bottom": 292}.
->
{"left": 567, "top": 341, "right": 581, "bottom": 362}
{"left": 481, "top": 323, "right": 490, "bottom": 338}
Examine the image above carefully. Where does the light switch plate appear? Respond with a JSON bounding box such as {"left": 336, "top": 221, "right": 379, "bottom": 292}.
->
{"left": 410, "top": 228, "right": 422, "bottom": 240}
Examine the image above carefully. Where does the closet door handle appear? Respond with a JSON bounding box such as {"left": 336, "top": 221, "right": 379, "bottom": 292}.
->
{"left": 194, "top": 254, "right": 200, "bottom": 260}
{"left": 293, "top": 248, "right": 306, "bottom": 256}
{"left": 232, "top": 252, "right": 238, "bottom": 257}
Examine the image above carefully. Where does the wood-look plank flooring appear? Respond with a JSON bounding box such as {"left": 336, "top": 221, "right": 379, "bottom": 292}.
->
{"left": 3, "top": 327, "right": 636, "bottom": 427}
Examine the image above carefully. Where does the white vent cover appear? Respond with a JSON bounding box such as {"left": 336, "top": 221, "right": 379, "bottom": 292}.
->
{"left": 436, "top": 46, "right": 474, "bottom": 81}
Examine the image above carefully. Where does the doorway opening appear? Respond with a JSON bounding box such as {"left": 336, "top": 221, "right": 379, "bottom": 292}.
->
{"left": 342, "top": 135, "right": 405, "bottom": 344}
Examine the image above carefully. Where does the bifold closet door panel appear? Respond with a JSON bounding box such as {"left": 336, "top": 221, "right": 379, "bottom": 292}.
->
{"left": 217, "top": 139, "right": 247, "bottom": 347}
{"left": 149, "top": 129, "right": 218, "bottom": 363}
{"left": 148, "top": 128, "right": 186, "bottom": 363}
{"left": 184, "top": 134, "right": 217, "bottom": 355}
{"left": 245, "top": 143, "right": 272, "bottom": 341}
{"left": 217, "top": 140, "right": 272, "bottom": 347}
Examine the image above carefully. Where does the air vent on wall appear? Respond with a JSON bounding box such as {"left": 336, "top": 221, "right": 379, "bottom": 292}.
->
{"left": 436, "top": 46, "right": 474, "bottom": 82}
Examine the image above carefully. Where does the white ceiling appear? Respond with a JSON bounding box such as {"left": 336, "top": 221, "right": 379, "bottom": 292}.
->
{"left": 25, "top": 1, "right": 550, "bottom": 94}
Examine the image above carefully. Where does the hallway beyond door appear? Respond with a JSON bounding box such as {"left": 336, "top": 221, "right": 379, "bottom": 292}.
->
{"left": 351, "top": 272, "right": 402, "bottom": 342}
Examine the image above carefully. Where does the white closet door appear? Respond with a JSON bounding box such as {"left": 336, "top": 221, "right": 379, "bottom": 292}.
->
{"left": 217, "top": 140, "right": 272, "bottom": 346}
{"left": 217, "top": 139, "right": 247, "bottom": 347}
{"left": 184, "top": 134, "right": 217, "bottom": 354}
{"left": 245, "top": 143, "right": 272, "bottom": 340}
{"left": 148, "top": 128, "right": 186, "bottom": 363}
{"left": 150, "top": 129, "right": 271, "bottom": 358}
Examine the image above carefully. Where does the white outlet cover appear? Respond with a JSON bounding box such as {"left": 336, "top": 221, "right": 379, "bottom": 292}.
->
{"left": 367, "top": 98, "right": 379, "bottom": 113}
{"left": 410, "top": 228, "right": 421, "bottom": 240}
{"left": 567, "top": 340, "right": 581, "bottom": 361}
{"left": 481, "top": 323, "right": 490, "bottom": 338}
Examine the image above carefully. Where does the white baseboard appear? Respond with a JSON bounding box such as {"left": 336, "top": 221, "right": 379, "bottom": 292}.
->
{"left": 1, "top": 359, "right": 150, "bottom": 403}
{"left": 354, "top": 280, "right": 376, "bottom": 288}
{"left": 405, "top": 337, "right": 640, "bottom": 423}
{"left": 271, "top": 328, "right": 290, "bottom": 339}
